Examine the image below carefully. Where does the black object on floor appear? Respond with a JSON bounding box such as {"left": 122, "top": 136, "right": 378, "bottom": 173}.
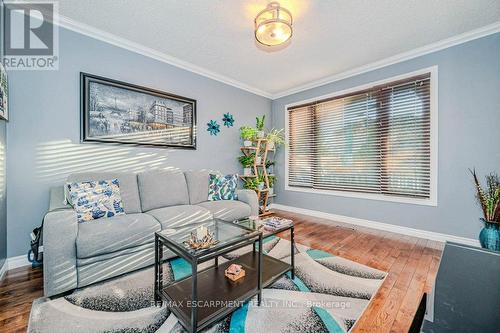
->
{"left": 409, "top": 293, "right": 427, "bottom": 333}
{"left": 422, "top": 242, "right": 500, "bottom": 332}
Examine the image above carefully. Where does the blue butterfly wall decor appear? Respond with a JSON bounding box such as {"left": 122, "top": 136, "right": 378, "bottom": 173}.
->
{"left": 222, "top": 113, "right": 235, "bottom": 127}
{"left": 207, "top": 120, "right": 220, "bottom": 136}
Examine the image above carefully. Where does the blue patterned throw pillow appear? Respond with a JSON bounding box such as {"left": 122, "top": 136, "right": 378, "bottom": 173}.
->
{"left": 208, "top": 174, "right": 238, "bottom": 201}
{"left": 68, "top": 179, "right": 125, "bottom": 223}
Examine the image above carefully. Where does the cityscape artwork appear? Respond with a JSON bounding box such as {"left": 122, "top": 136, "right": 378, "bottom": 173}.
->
{"left": 81, "top": 73, "right": 196, "bottom": 148}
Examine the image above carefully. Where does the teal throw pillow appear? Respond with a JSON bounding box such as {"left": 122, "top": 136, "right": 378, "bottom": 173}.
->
{"left": 208, "top": 174, "right": 238, "bottom": 201}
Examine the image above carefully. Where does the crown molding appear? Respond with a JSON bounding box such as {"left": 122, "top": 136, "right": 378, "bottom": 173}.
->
{"left": 271, "top": 21, "right": 500, "bottom": 99}
{"left": 53, "top": 12, "right": 500, "bottom": 101}
{"left": 56, "top": 14, "right": 274, "bottom": 99}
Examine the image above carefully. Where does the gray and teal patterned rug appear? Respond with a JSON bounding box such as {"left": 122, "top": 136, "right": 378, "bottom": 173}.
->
{"left": 28, "top": 237, "right": 386, "bottom": 333}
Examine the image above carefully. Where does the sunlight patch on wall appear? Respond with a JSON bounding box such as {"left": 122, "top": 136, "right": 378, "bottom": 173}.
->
{"left": 36, "top": 139, "right": 177, "bottom": 183}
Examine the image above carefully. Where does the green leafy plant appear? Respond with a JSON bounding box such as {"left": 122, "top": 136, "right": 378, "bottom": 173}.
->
{"left": 257, "top": 172, "right": 266, "bottom": 184}
{"left": 243, "top": 177, "right": 259, "bottom": 190}
{"left": 268, "top": 175, "right": 275, "bottom": 188}
{"left": 238, "top": 154, "right": 254, "bottom": 168}
{"left": 266, "top": 128, "right": 285, "bottom": 147}
{"left": 240, "top": 126, "right": 257, "bottom": 141}
{"left": 255, "top": 115, "right": 266, "bottom": 131}
{"left": 470, "top": 168, "right": 500, "bottom": 222}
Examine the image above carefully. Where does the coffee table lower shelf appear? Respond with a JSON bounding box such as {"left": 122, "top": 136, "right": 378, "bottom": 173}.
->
{"left": 157, "top": 251, "right": 291, "bottom": 332}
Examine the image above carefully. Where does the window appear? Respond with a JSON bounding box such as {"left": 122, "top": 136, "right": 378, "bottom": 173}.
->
{"left": 286, "top": 69, "right": 437, "bottom": 205}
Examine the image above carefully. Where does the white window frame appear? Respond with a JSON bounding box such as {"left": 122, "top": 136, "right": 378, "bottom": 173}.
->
{"left": 284, "top": 66, "right": 438, "bottom": 206}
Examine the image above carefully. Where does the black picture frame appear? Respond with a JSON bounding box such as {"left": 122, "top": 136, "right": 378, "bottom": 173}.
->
{"left": 80, "top": 72, "right": 197, "bottom": 149}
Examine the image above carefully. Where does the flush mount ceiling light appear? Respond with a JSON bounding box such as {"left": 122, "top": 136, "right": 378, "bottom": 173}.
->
{"left": 254, "top": 2, "right": 293, "bottom": 46}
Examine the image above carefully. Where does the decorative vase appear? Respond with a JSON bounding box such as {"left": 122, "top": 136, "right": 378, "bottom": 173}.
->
{"left": 257, "top": 131, "right": 265, "bottom": 139}
{"left": 479, "top": 218, "right": 500, "bottom": 251}
{"left": 243, "top": 140, "right": 252, "bottom": 147}
{"left": 243, "top": 168, "right": 251, "bottom": 176}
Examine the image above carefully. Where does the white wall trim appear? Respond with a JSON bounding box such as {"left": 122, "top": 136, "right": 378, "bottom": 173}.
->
{"left": 55, "top": 14, "right": 273, "bottom": 99}
{"left": 271, "top": 203, "right": 480, "bottom": 247}
{"left": 0, "top": 255, "right": 31, "bottom": 280}
{"left": 272, "top": 21, "right": 500, "bottom": 99}
{"left": 49, "top": 11, "right": 500, "bottom": 101}
{"left": 284, "top": 66, "right": 438, "bottom": 206}
{"left": 7, "top": 255, "right": 31, "bottom": 270}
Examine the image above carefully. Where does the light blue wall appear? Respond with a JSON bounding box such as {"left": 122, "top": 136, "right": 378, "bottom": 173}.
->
{"left": 272, "top": 33, "right": 500, "bottom": 240}
{"left": 6, "top": 27, "right": 271, "bottom": 257}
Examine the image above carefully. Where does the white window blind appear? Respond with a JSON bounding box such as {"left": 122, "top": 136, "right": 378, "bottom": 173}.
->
{"left": 287, "top": 73, "right": 432, "bottom": 200}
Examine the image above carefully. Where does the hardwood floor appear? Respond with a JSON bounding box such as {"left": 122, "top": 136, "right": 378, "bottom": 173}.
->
{"left": 0, "top": 210, "right": 443, "bottom": 333}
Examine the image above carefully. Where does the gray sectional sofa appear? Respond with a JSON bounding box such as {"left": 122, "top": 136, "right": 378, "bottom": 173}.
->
{"left": 43, "top": 170, "right": 258, "bottom": 297}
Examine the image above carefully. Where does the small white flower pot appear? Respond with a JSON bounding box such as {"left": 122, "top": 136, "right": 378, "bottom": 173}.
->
{"left": 257, "top": 183, "right": 265, "bottom": 190}
{"left": 267, "top": 142, "right": 275, "bottom": 150}
{"left": 268, "top": 187, "right": 274, "bottom": 196}
{"left": 243, "top": 140, "right": 252, "bottom": 147}
{"left": 257, "top": 131, "right": 265, "bottom": 139}
{"left": 255, "top": 156, "right": 262, "bottom": 165}
{"left": 243, "top": 168, "right": 252, "bottom": 176}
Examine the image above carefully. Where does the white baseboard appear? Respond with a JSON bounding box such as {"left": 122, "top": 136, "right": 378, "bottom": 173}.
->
{"left": 271, "top": 203, "right": 480, "bottom": 247}
{"left": 6, "top": 255, "right": 31, "bottom": 271}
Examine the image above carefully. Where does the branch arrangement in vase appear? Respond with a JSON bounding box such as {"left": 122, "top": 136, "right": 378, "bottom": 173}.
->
{"left": 470, "top": 168, "right": 500, "bottom": 251}
{"left": 470, "top": 168, "right": 500, "bottom": 223}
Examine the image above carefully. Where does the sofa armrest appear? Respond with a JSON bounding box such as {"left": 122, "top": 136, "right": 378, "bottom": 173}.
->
{"left": 236, "top": 189, "right": 259, "bottom": 216}
{"left": 43, "top": 209, "right": 78, "bottom": 297}
{"left": 49, "top": 186, "right": 72, "bottom": 212}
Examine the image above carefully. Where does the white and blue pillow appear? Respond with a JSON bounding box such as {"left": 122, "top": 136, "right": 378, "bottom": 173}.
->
{"left": 67, "top": 179, "right": 125, "bottom": 223}
{"left": 208, "top": 174, "right": 238, "bottom": 201}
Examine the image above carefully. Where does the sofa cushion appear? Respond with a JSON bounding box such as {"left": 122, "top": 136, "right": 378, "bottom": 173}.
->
{"left": 184, "top": 170, "right": 210, "bottom": 204}
{"left": 76, "top": 213, "right": 161, "bottom": 258}
{"left": 67, "top": 172, "right": 141, "bottom": 214}
{"left": 208, "top": 174, "right": 238, "bottom": 201}
{"left": 138, "top": 170, "right": 189, "bottom": 212}
{"left": 197, "top": 200, "right": 251, "bottom": 221}
{"left": 68, "top": 179, "right": 126, "bottom": 223}
{"left": 147, "top": 205, "right": 212, "bottom": 229}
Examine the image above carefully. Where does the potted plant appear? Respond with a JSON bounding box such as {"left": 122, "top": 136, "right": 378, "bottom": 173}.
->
{"left": 266, "top": 128, "right": 285, "bottom": 150}
{"left": 243, "top": 178, "right": 259, "bottom": 190}
{"left": 470, "top": 169, "right": 500, "bottom": 251}
{"left": 255, "top": 154, "right": 262, "bottom": 165}
{"left": 265, "top": 160, "right": 275, "bottom": 170}
{"left": 268, "top": 175, "right": 275, "bottom": 195}
{"left": 240, "top": 126, "right": 257, "bottom": 147}
{"left": 257, "top": 172, "right": 266, "bottom": 190}
{"left": 238, "top": 154, "right": 254, "bottom": 176}
{"left": 255, "top": 115, "right": 266, "bottom": 139}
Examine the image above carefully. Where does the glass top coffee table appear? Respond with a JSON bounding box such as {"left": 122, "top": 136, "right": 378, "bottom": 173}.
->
{"left": 233, "top": 217, "right": 295, "bottom": 279}
{"left": 154, "top": 219, "right": 290, "bottom": 333}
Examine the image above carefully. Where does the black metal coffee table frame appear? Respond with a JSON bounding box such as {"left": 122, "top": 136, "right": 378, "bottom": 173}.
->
{"left": 154, "top": 220, "right": 263, "bottom": 333}
{"left": 232, "top": 219, "right": 295, "bottom": 279}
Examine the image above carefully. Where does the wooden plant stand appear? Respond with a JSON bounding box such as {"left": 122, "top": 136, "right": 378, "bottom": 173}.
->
{"left": 239, "top": 139, "right": 275, "bottom": 216}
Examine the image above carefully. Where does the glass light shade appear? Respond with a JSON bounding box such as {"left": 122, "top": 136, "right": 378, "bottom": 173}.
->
{"left": 255, "top": 2, "right": 292, "bottom": 46}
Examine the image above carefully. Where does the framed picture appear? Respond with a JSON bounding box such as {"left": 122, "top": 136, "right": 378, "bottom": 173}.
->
{"left": 80, "top": 73, "right": 196, "bottom": 149}
{"left": 0, "top": 62, "right": 8, "bottom": 121}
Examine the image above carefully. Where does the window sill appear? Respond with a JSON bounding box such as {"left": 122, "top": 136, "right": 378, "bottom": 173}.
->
{"left": 284, "top": 185, "right": 437, "bottom": 207}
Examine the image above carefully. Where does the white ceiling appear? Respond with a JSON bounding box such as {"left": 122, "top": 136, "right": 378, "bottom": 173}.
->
{"left": 57, "top": 0, "right": 500, "bottom": 98}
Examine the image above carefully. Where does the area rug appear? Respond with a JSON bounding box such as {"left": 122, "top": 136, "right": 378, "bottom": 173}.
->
{"left": 28, "top": 237, "right": 386, "bottom": 333}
